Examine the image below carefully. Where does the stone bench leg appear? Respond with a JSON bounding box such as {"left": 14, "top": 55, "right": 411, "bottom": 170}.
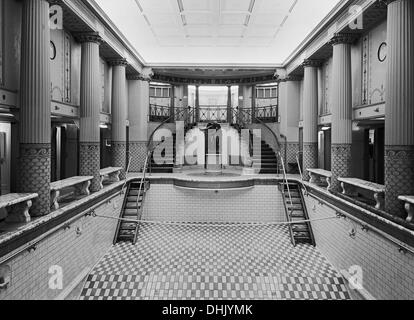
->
{"left": 326, "top": 177, "right": 331, "bottom": 191}
{"left": 404, "top": 203, "right": 414, "bottom": 223}
{"left": 5, "top": 200, "right": 33, "bottom": 223}
{"left": 51, "top": 190, "right": 60, "bottom": 210}
{"left": 374, "top": 192, "right": 385, "bottom": 211}
{"left": 75, "top": 181, "right": 91, "bottom": 197}
{"left": 309, "top": 173, "right": 319, "bottom": 184}
{"left": 99, "top": 176, "right": 105, "bottom": 189}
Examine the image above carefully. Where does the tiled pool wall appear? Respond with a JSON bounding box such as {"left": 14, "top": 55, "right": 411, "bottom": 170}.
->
{"left": 143, "top": 184, "right": 285, "bottom": 223}
{"left": 305, "top": 195, "right": 414, "bottom": 300}
{"left": 0, "top": 193, "right": 123, "bottom": 300}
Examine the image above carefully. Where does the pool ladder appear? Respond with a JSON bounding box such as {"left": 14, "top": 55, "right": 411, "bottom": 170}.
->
{"left": 279, "top": 152, "right": 315, "bottom": 247}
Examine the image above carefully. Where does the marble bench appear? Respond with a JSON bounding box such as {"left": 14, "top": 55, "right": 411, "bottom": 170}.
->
{"left": 50, "top": 176, "right": 93, "bottom": 210}
{"left": 99, "top": 167, "right": 123, "bottom": 189}
{"left": 338, "top": 177, "right": 385, "bottom": 210}
{"left": 0, "top": 193, "right": 38, "bottom": 223}
{"left": 398, "top": 196, "right": 414, "bottom": 223}
{"left": 307, "top": 169, "right": 332, "bottom": 191}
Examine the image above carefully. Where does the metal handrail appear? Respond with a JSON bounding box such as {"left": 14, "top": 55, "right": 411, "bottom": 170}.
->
{"left": 133, "top": 151, "right": 151, "bottom": 244}
{"left": 279, "top": 151, "right": 293, "bottom": 208}
{"left": 121, "top": 157, "right": 132, "bottom": 194}
{"left": 296, "top": 152, "right": 308, "bottom": 196}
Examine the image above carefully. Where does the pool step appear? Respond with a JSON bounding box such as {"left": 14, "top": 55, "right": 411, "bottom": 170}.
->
{"left": 281, "top": 183, "right": 315, "bottom": 247}
{"left": 114, "top": 180, "right": 150, "bottom": 244}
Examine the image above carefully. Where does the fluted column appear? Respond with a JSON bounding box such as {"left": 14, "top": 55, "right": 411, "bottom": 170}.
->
{"left": 195, "top": 85, "right": 200, "bottom": 122}
{"left": 384, "top": 0, "right": 414, "bottom": 217}
{"left": 77, "top": 33, "right": 103, "bottom": 192}
{"left": 302, "top": 60, "right": 320, "bottom": 180}
{"left": 19, "top": 0, "right": 51, "bottom": 217}
{"left": 110, "top": 59, "right": 128, "bottom": 179}
{"left": 128, "top": 74, "right": 150, "bottom": 172}
{"left": 227, "top": 85, "right": 232, "bottom": 123}
{"left": 329, "top": 34, "right": 356, "bottom": 191}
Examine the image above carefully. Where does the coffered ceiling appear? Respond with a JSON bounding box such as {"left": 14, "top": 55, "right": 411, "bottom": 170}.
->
{"left": 93, "top": 0, "right": 343, "bottom": 65}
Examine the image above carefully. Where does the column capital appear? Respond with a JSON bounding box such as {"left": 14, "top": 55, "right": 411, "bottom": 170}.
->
{"left": 74, "top": 32, "right": 104, "bottom": 45}
{"left": 108, "top": 58, "right": 128, "bottom": 67}
{"left": 279, "top": 75, "right": 303, "bottom": 82}
{"left": 302, "top": 59, "right": 322, "bottom": 68}
{"left": 378, "top": 0, "right": 398, "bottom": 5}
{"left": 329, "top": 33, "right": 360, "bottom": 46}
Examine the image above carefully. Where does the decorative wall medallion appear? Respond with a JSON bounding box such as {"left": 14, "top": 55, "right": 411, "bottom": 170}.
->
{"left": 378, "top": 42, "right": 387, "bottom": 62}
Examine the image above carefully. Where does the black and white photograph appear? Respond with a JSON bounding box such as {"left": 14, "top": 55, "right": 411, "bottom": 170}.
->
{"left": 0, "top": 0, "right": 413, "bottom": 308}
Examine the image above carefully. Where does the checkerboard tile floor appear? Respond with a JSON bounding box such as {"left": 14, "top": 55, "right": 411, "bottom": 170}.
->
{"left": 80, "top": 224, "right": 350, "bottom": 300}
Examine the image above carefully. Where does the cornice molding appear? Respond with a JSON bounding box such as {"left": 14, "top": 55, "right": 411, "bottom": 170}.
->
{"left": 279, "top": 75, "right": 303, "bottom": 82}
{"left": 329, "top": 33, "right": 360, "bottom": 46}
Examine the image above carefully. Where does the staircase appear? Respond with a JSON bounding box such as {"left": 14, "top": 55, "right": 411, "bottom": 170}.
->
{"left": 253, "top": 140, "right": 279, "bottom": 174}
{"left": 114, "top": 180, "right": 150, "bottom": 244}
{"left": 281, "top": 182, "right": 315, "bottom": 246}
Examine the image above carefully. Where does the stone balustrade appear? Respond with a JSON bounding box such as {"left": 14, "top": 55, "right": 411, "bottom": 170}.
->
{"left": 99, "top": 167, "right": 123, "bottom": 189}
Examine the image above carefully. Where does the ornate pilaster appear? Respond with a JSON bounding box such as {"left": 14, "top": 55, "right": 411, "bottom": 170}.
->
{"left": 77, "top": 32, "right": 104, "bottom": 192}
{"left": 128, "top": 75, "right": 149, "bottom": 172}
{"left": 329, "top": 33, "right": 357, "bottom": 191}
{"left": 302, "top": 60, "right": 321, "bottom": 180}
{"left": 384, "top": 0, "right": 414, "bottom": 217}
{"left": 227, "top": 85, "right": 232, "bottom": 123}
{"left": 110, "top": 58, "right": 128, "bottom": 178}
{"left": 19, "top": 0, "right": 51, "bottom": 216}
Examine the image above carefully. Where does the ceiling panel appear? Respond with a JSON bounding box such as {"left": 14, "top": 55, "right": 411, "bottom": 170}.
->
{"left": 144, "top": 13, "right": 179, "bottom": 26}
{"left": 249, "top": 13, "right": 284, "bottom": 26}
{"left": 216, "top": 37, "right": 242, "bottom": 47}
{"left": 152, "top": 25, "right": 183, "bottom": 37}
{"left": 220, "top": 0, "right": 252, "bottom": 12}
{"left": 245, "top": 26, "right": 276, "bottom": 37}
{"left": 185, "top": 25, "right": 214, "bottom": 37}
{"left": 243, "top": 37, "right": 272, "bottom": 47}
{"left": 184, "top": 13, "right": 213, "bottom": 25}
{"left": 254, "top": 0, "right": 295, "bottom": 14}
{"left": 218, "top": 26, "right": 245, "bottom": 37}
{"left": 138, "top": 0, "right": 175, "bottom": 13}
{"left": 182, "top": 0, "right": 212, "bottom": 12}
{"left": 158, "top": 36, "right": 186, "bottom": 46}
{"left": 187, "top": 37, "right": 215, "bottom": 46}
{"left": 219, "top": 13, "right": 248, "bottom": 25}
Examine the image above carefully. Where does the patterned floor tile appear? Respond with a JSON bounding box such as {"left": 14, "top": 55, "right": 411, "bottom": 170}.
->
{"left": 80, "top": 224, "right": 350, "bottom": 300}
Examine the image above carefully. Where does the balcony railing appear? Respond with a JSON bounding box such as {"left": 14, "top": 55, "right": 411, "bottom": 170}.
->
{"left": 149, "top": 104, "right": 170, "bottom": 122}
{"left": 255, "top": 105, "right": 278, "bottom": 123}
{"left": 199, "top": 106, "right": 228, "bottom": 123}
{"left": 149, "top": 104, "right": 279, "bottom": 125}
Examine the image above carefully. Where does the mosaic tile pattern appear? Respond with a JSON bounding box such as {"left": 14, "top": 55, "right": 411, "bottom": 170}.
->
{"left": 385, "top": 145, "right": 414, "bottom": 218}
{"left": 80, "top": 224, "right": 350, "bottom": 300}
{"left": 19, "top": 143, "right": 51, "bottom": 217}
{"left": 303, "top": 143, "right": 318, "bottom": 181}
{"left": 331, "top": 144, "right": 352, "bottom": 192}
{"left": 80, "top": 142, "right": 101, "bottom": 192}
{"left": 129, "top": 141, "right": 147, "bottom": 172}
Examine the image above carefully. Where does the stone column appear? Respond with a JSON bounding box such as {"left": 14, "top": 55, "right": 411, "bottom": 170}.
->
{"left": 195, "top": 85, "right": 200, "bottom": 122}
{"left": 19, "top": 0, "right": 51, "bottom": 216}
{"left": 76, "top": 33, "right": 103, "bottom": 192}
{"left": 252, "top": 85, "right": 257, "bottom": 121}
{"left": 329, "top": 34, "right": 356, "bottom": 191}
{"left": 384, "top": 0, "right": 414, "bottom": 217}
{"left": 110, "top": 59, "right": 128, "bottom": 179}
{"left": 170, "top": 85, "right": 175, "bottom": 122}
{"left": 128, "top": 75, "right": 150, "bottom": 172}
{"left": 302, "top": 60, "right": 320, "bottom": 180}
{"left": 281, "top": 76, "right": 302, "bottom": 167}
{"left": 227, "top": 85, "right": 232, "bottom": 123}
